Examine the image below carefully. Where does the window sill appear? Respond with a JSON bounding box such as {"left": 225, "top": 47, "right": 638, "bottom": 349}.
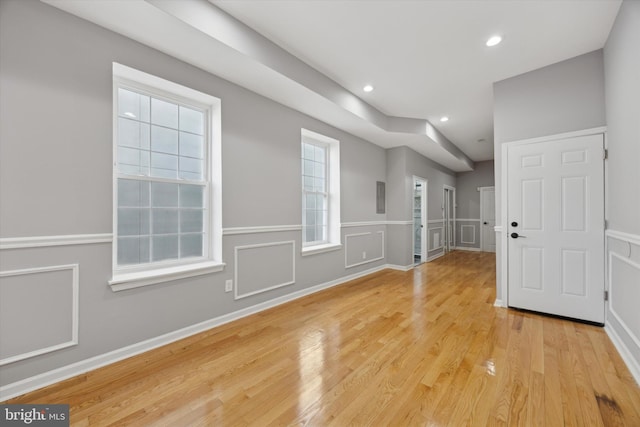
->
{"left": 301, "top": 243, "right": 342, "bottom": 257}
{"left": 109, "top": 261, "right": 225, "bottom": 292}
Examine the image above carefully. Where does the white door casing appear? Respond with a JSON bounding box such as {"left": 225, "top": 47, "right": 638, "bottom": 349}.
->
{"left": 413, "top": 177, "right": 428, "bottom": 263}
{"left": 507, "top": 133, "right": 605, "bottom": 323}
{"left": 480, "top": 187, "right": 496, "bottom": 253}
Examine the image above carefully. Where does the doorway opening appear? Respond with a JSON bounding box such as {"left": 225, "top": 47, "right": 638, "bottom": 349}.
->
{"left": 443, "top": 186, "right": 456, "bottom": 253}
{"left": 480, "top": 186, "right": 496, "bottom": 253}
{"left": 413, "top": 177, "right": 427, "bottom": 265}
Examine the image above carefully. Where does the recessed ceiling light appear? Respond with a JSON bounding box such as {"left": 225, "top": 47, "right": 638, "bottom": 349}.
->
{"left": 486, "top": 35, "right": 502, "bottom": 47}
{"left": 363, "top": 85, "right": 374, "bottom": 93}
{"left": 440, "top": 116, "right": 449, "bottom": 122}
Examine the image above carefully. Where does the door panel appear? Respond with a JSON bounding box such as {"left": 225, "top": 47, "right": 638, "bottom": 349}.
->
{"left": 480, "top": 187, "right": 496, "bottom": 252}
{"left": 507, "top": 134, "right": 604, "bottom": 323}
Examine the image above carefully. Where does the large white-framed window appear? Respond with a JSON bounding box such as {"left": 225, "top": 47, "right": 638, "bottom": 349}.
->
{"left": 110, "top": 63, "right": 223, "bottom": 291}
{"left": 301, "top": 129, "right": 341, "bottom": 256}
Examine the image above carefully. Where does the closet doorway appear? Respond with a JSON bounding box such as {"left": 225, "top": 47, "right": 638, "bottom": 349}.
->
{"left": 443, "top": 185, "right": 456, "bottom": 253}
{"left": 413, "top": 177, "right": 428, "bottom": 265}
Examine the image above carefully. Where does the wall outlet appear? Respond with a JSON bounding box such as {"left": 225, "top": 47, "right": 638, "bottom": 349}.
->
{"left": 362, "top": 251, "right": 367, "bottom": 260}
{"left": 225, "top": 279, "right": 233, "bottom": 292}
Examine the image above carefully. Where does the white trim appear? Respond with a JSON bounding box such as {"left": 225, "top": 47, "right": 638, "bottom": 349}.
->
{"left": 502, "top": 126, "right": 607, "bottom": 147}
{"left": 605, "top": 324, "right": 640, "bottom": 386}
{"left": 460, "top": 225, "right": 476, "bottom": 244}
{"left": 234, "top": 241, "right": 295, "bottom": 300}
{"left": 412, "top": 176, "right": 428, "bottom": 266}
{"left": 341, "top": 221, "right": 387, "bottom": 228}
{"left": 109, "top": 261, "right": 225, "bottom": 291}
{"left": 608, "top": 252, "right": 640, "bottom": 350}
{"left": 427, "top": 251, "right": 445, "bottom": 262}
{"left": 0, "top": 263, "right": 400, "bottom": 401}
{"left": 428, "top": 226, "right": 444, "bottom": 251}
{"left": 607, "top": 229, "right": 640, "bottom": 247}
{"left": 301, "top": 243, "right": 343, "bottom": 256}
{"left": 456, "top": 218, "right": 481, "bottom": 222}
{"left": 0, "top": 264, "right": 79, "bottom": 366}
{"left": 427, "top": 219, "right": 444, "bottom": 224}
{"left": 386, "top": 264, "right": 414, "bottom": 272}
{"left": 454, "top": 246, "right": 481, "bottom": 252}
{"left": 345, "top": 231, "right": 385, "bottom": 269}
{"left": 386, "top": 220, "right": 413, "bottom": 226}
{"left": 223, "top": 225, "right": 302, "bottom": 235}
{"left": 0, "top": 234, "right": 112, "bottom": 250}
{"left": 494, "top": 299, "right": 506, "bottom": 308}
{"left": 494, "top": 226, "right": 503, "bottom": 232}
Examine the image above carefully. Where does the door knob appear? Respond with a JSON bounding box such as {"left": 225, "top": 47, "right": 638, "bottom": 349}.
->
{"left": 511, "top": 232, "right": 526, "bottom": 238}
{"left": 511, "top": 221, "right": 518, "bottom": 227}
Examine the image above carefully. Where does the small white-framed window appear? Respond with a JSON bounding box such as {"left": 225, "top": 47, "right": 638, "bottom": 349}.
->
{"left": 301, "top": 129, "right": 341, "bottom": 255}
{"left": 110, "top": 63, "right": 223, "bottom": 291}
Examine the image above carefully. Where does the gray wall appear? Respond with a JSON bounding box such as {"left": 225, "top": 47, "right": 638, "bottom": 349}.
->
{"left": 493, "top": 49, "right": 606, "bottom": 301}
{"left": 385, "top": 146, "right": 457, "bottom": 266}
{"left": 603, "top": 0, "right": 640, "bottom": 376}
{"left": 0, "top": 0, "right": 389, "bottom": 389}
{"left": 455, "top": 160, "right": 494, "bottom": 250}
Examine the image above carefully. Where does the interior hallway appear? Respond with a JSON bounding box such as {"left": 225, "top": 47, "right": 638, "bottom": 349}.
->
{"left": 6, "top": 251, "right": 640, "bottom": 425}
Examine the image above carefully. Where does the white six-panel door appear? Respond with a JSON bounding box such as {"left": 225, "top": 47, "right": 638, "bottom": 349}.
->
{"left": 480, "top": 187, "right": 496, "bottom": 253}
{"left": 507, "top": 134, "right": 605, "bottom": 323}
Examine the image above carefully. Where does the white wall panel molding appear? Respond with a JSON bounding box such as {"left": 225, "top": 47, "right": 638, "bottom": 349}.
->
{"left": 605, "top": 324, "right": 640, "bottom": 386}
{"left": 386, "top": 220, "right": 413, "bottom": 226}
{"left": 0, "top": 264, "right": 79, "bottom": 366}
{"left": 0, "top": 262, "right": 400, "bottom": 401}
{"left": 427, "top": 219, "right": 444, "bottom": 224}
{"left": 0, "top": 234, "right": 112, "bottom": 250}
{"left": 455, "top": 247, "right": 482, "bottom": 252}
{"left": 341, "top": 221, "right": 387, "bottom": 228}
{"left": 234, "top": 241, "right": 295, "bottom": 300}
{"left": 223, "top": 225, "right": 302, "bottom": 235}
{"left": 607, "top": 229, "right": 640, "bottom": 247}
{"left": 456, "top": 218, "right": 481, "bottom": 222}
{"left": 428, "top": 226, "right": 444, "bottom": 251}
{"left": 608, "top": 252, "right": 640, "bottom": 349}
{"left": 345, "top": 231, "right": 385, "bottom": 269}
{"left": 460, "top": 225, "right": 476, "bottom": 244}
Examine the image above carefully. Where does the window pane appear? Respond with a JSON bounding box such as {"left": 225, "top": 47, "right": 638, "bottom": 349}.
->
{"left": 305, "top": 193, "right": 315, "bottom": 210}
{"left": 303, "top": 143, "right": 314, "bottom": 161}
{"left": 305, "top": 226, "right": 316, "bottom": 243}
{"left": 303, "top": 176, "right": 314, "bottom": 191}
{"left": 118, "top": 208, "right": 150, "bottom": 236}
{"left": 118, "top": 118, "right": 150, "bottom": 149}
{"left": 152, "top": 235, "right": 179, "bottom": 261}
{"left": 304, "top": 160, "right": 315, "bottom": 177}
{"left": 179, "top": 157, "right": 203, "bottom": 180}
{"left": 316, "top": 211, "right": 325, "bottom": 228}
{"left": 118, "top": 89, "right": 150, "bottom": 123}
{"left": 118, "top": 147, "right": 147, "bottom": 172}
{"left": 151, "top": 182, "right": 179, "bottom": 207}
{"left": 180, "top": 209, "right": 203, "bottom": 233}
{"left": 151, "top": 125, "right": 178, "bottom": 154}
{"left": 315, "top": 177, "right": 325, "bottom": 192}
{"left": 305, "top": 210, "right": 316, "bottom": 228}
{"left": 151, "top": 98, "right": 178, "bottom": 128}
{"left": 180, "top": 185, "right": 204, "bottom": 208}
{"left": 152, "top": 209, "right": 179, "bottom": 234}
{"left": 314, "top": 145, "right": 325, "bottom": 162}
{"left": 118, "top": 236, "right": 150, "bottom": 265}
{"left": 315, "top": 162, "right": 325, "bottom": 178}
{"left": 181, "top": 233, "right": 203, "bottom": 258}
{"left": 316, "top": 194, "right": 325, "bottom": 211}
{"left": 179, "top": 106, "right": 204, "bottom": 135}
{"left": 180, "top": 132, "right": 203, "bottom": 159}
{"left": 118, "top": 179, "right": 150, "bottom": 207}
{"left": 151, "top": 152, "right": 178, "bottom": 178}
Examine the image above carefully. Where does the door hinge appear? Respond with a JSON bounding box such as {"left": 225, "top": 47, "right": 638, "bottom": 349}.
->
{"left": 604, "top": 290, "right": 609, "bottom": 301}
{"left": 603, "top": 149, "right": 608, "bottom": 160}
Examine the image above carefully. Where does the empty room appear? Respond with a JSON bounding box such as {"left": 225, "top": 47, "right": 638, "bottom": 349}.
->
{"left": 1, "top": 0, "right": 639, "bottom": 425}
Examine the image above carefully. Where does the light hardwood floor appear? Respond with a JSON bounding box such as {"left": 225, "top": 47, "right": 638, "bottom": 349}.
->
{"left": 5, "top": 251, "right": 640, "bottom": 426}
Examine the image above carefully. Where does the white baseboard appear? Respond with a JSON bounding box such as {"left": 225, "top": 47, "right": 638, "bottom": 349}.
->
{"left": 454, "top": 246, "right": 482, "bottom": 252}
{"left": 427, "top": 252, "right": 444, "bottom": 262}
{"left": 0, "top": 263, "right": 394, "bottom": 401}
{"left": 494, "top": 299, "right": 506, "bottom": 308}
{"left": 605, "top": 324, "right": 640, "bottom": 387}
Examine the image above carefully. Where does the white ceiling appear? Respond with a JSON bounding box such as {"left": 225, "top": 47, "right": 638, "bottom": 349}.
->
{"left": 43, "top": 0, "right": 621, "bottom": 171}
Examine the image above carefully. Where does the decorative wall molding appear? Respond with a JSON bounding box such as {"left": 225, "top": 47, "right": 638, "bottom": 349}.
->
{"left": 341, "top": 221, "right": 387, "bottom": 228}
{"left": 605, "top": 324, "right": 640, "bottom": 386}
{"left": 460, "top": 225, "right": 476, "bottom": 244}
{"left": 0, "top": 264, "right": 79, "bottom": 366}
{"left": 427, "top": 219, "right": 444, "bottom": 224}
{"left": 456, "top": 218, "right": 481, "bottom": 222}
{"left": 427, "top": 251, "right": 444, "bottom": 262}
{"left": 0, "top": 262, "right": 404, "bottom": 401}
{"left": 455, "top": 247, "right": 482, "bottom": 252}
{"left": 428, "top": 226, "right": 444, "bottom": 251}
{"left": 0, "top": 234, "right": 112, "bottom": 250}
{"left": 234, "top": 241, "right": 296, "bottom": 300}
{"left": 386, "top": 220, "right": 413, "bottom": 226}
{"left": 607, "top": 229, "right": 640, "bottom": 247}
{"left": 223, "top": 225, "right": 302, "bottom": 235}
{"left": 344, "top": 231, "right": 385, "bottom": 269}
{"left": 608, "top": 252, "right": 640, "bottom": 349}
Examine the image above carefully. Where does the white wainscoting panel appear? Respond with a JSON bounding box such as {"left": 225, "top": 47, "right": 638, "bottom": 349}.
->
{"left": 234, "top": 241, "right": 295, "bottom": 300}
{"left": 429, "top": 227, "right": 443, "bottom": 251}
{"left": 0, "top": 264, "right": 79, "bottom": 366}
{"left": 609, "top": 252, "right": 640, "bottom": 351}
{"left": 345, "top": 231, "right": 384, "bottom": 269}
{"left": 461, "top": 225, "right": 476, "bottom": 244}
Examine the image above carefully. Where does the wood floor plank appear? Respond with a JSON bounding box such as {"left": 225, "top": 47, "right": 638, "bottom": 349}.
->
{"left": 3, "top": 251, "right": 640, "bottom": 426}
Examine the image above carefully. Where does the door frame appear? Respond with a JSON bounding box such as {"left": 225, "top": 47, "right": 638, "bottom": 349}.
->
{"left": 498, "top": 126, "right": 607, "bottom": 306}
{"left": 443, "top": 185, "right": 456, "bottom": 253}
{"left": 479, "top": 186, "right": 496, "bottom": 252}
{"left": 412, "top": 176, "right": 428, "bottom": 264}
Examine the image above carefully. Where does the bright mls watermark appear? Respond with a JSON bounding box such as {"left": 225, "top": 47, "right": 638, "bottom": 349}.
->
{"left": 1, "top": 405, "right": 69, "bottom": 426}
